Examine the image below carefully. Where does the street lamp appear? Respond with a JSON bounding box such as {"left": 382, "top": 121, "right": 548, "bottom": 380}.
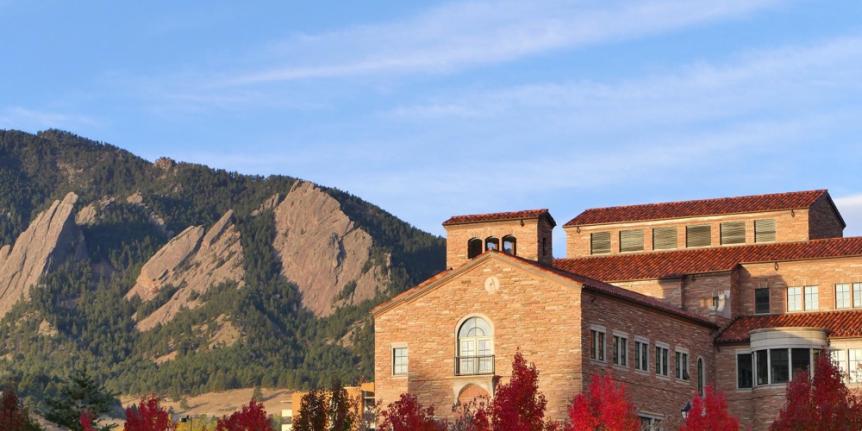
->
{"left": 681, "top": 401, "right": 692, "bottom": 420}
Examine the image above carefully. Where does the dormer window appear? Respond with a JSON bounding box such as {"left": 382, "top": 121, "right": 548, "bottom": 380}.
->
{"left": 502, "top": 236, "right": 517, "bottom": 255}
{"left": 467, "top": 238, "right": 483, "bottom": 259}
{"left": 485, "top": 237, "right": 500, "bottom": 251}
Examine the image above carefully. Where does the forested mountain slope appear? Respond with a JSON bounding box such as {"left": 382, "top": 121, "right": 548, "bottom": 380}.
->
{"left": 0, "top": 129, "right": 445, "bottom": 406}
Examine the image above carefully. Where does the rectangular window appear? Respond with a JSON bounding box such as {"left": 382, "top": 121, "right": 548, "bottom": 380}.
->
{"left": 613, "top": 335, "right": 628, "bottom": 367}
{"left": 675, "top": 351, "right": 689, "bottom": 380}
{"left": 737, "top": 353, "right": 753, "bottom": 389}
{"left": 392, "top": 347, "right": 408, "bottom": 376}
{"left": 837, "top": 284, "right": 851, "bottom": 309}
{"left": 686, "top": 225, "right": 711, "bottom": 248}
{"left": 804, "top": 286, "right": 819, "bottom": 311}
{"left": 652, "top": 227, "right": 677, "bottom": 250}
{"left": 619, "top": 230, "right": 644, "bottom": 253}
{"left": 771, "top": 348, "right": 789, "bottom": 384}
{"left": 591, "top": 330, "right": 606, "bottom": 361}
{"left": 590, "top": 232, "right": 611, "bottom": 255}
{"left": 850, "top": 349, "right": 862, "bottom": 383}
{"left": 720, "top": 221, "right": 746, "bottom": 245}
{"left": 639, "top": 416, "right": 663, "bottom": 431}
{"left": 787, "top": 287, "right": 802, "bottom": 312}
{"left": 855, "top": 283, "right": 862, "bottom": 308}
{"left": 791, "top": 348, "right": 811, "bottom": 377}
{"left": 635, "top": 340, "right": 649, "bottom": 371}
{"left": 756, "top": 350, "right": 769, "bottom": 386}
{"left": 755, "top": 288, "right": 770, "bottom": 314}
{"left": 755, "top": 219, "right": 777, "bottom": 243}
{"left": 655, "top": 346, "right": 669, "bottom": 376}
{"left": 832, "top": 350, "right": 849, "bottom": 381}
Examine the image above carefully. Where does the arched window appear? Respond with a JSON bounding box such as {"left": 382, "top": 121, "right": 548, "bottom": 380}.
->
{"left": 502, "top": 235, "right": 517, "bottom": 255}
{"left": 457, "top": 317, "right": 494, "bottom": 375}
{"left": 485, "top": 237, "right": 500, "bottom": 252}
{"left": 697, "top": 357, "right": 705, "bottom": 397}
{"left": 467, "top": 238, "right": 483, "bottom": 259}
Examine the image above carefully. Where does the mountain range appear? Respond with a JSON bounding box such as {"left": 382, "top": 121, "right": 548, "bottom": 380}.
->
{"left": 0, "top": 129, "right": 445, "bottom": 405}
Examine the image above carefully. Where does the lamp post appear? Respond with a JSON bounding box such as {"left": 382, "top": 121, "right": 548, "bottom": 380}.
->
{"left": 681, "top": 400, "right": 692, "bottom": 420}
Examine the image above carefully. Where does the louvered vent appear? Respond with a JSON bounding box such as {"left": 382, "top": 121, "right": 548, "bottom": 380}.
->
{"left": 619, "top": 230, "right": 644, "bottom": 252}
{"left": 652, "top": 227, "right": 677, "bottom": 250}
{"left": 686, "top": 225, "right": 711, "bottom": 248}
{"left": 720, "top": 221, "right": 746, "bottom": 245}
{"left": 755, "top": 219, "right": 776, "bottom": 243}
{"left": 590, "top": 232, "right": 611, "bottom": 255}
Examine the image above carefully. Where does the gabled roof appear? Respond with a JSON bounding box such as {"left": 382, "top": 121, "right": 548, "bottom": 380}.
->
{"left": 716, "top": 310, "right": 862, "bottom": 344}
{"left": 443, "top": 209, "right": 556, "bottom": 227}
{"left": 565, "top": 190, "right": 831, "bottom": 227}
{"left": 373, "top": 251, "right": 717, "bottom": 328}
{"left": 554, "top": 236, "right": 862, "bottom": 282}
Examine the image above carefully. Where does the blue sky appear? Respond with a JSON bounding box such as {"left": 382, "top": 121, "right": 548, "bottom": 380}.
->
{"left": 2, "top": 0, "right": 862, "bottom": 248}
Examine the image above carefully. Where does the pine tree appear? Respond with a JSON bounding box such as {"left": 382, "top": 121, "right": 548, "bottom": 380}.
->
{"left": 44, "top": 370, "right": 117, "bottom": 431}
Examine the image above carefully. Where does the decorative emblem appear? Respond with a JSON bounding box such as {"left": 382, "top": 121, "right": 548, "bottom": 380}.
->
{"left": 484, "top": 276, "right": 500, "bottom": 294}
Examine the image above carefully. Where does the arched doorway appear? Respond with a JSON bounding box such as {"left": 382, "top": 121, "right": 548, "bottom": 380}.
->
{"left": 457, "top": 383, "right": 490, "bottom": 406}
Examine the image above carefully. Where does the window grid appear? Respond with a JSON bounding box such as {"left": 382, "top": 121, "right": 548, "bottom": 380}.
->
{"left": 804, "top": 286, "right": 819, "bottom": 311}
{"left": 675, "top": 351, "right": 689, "bottom": 380}
{"left": 787, "top": 287, "right": 802, "bottom": 312}
{"left": 755, "top": 288, "right": 770, "bottom": 314}
{"left": 613, "top": 335, "right": 628, "bottom": 367}
{"left": 836, "top": 284, "right": 851, "bottom": 309}
{"left": 655, "top": 346, "right": 669, "bottom": 377}
{"left": 393, "top": 347, "right": 408, "bottom": 376}
{"left": 591, "top": 330, "right": 606, "bottom": 362}
{"left": 737, "top": 353, "right": 753, "bottom": 389}
{"left": 855, "top": 283, "right": 862, "bottom": 308}
{"left": 850, "top": 349, "right": 862, "bottom": 383}
{"left": 635, "top": 340, "right": 649, "bottom": 371}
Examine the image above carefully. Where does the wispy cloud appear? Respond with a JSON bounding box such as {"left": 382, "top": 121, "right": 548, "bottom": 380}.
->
{"left": 219, "top": 0, "right": 783, "bottom": 85}
{"left": 0, "top": 106, "right": 101, "bottom": 131}
{"left": 388, "top": 34, "right": 862, "bottom": 126}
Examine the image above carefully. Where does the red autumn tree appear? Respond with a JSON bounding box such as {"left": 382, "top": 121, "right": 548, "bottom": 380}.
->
{"left": 1, "top": 388, "right": 41, "bottom": 431}
{"left": 679, "top": 387, "right": 739, "bottom": 431}
{"left": 451, "top": 398, "right": 491, "bottom": 431}
{"left": 80, "top": 410, "right": 97, "bottom": 431}
{"left": 490, "top": 351, "right": 548, "bottom": 431}
{"left": 125, "top": 396, "right": 176, "bottom": 431}
{"left": 216, "top": 399, "right": 273, "bottom": 431}
{"left": 378, "top": 393, "right": 447, "bottom": 431}
{"left": 771, "top": 354, "right": 862, "bottom": 431}
{"left": 567, "top": 374, "right": 638, "bottom": 431}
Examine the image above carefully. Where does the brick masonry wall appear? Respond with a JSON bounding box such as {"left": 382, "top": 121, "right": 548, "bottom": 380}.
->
{"left": 444, "top": 218, "right": 552, "bottom": 269}
{"left": 565, "top": 209, "right": 812, "bottom": 258}
{"left": 374, "top": 254, "right": 585, "bottom": 422}
{"left": 581, "top": 292, "right": 717, "bottom": 430}
{"left": 612, "top": 279, "right": 683, "bottom": 307}
{"left": 738, "top": 256, "right": 862, "bottom": 315}
{"left": 808, "top": 195, "right": 844, "bottom": 240}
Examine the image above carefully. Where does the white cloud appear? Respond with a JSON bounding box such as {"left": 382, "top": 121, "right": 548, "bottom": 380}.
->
{"left": 220, "top": 0, "right": 783, "bottom": 84}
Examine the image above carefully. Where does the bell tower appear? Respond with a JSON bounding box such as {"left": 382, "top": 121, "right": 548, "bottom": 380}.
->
{"left": 442, "top": 209, "right": 556, "bottom": 269}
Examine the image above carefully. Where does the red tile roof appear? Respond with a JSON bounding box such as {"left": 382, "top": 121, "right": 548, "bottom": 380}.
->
{"left": 565, "top": 190, "right": 830, "bottom": 227}
{"left": 716, "top": 310, "right": 862, "bottom": 344}
{"left": 554, "top": 237, "right": 862, "bottom": 282}
{"left": 443, "top": 209, "right": 556, "bottom": 227}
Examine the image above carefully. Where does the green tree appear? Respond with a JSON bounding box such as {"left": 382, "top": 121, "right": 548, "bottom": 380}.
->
{"left": 44, "top": 370, "right": 117, "bottom": 431}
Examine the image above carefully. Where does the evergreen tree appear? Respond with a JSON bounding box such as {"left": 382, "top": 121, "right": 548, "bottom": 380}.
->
{"left": 44, "top": 370, "right": 117, "bottom": 431}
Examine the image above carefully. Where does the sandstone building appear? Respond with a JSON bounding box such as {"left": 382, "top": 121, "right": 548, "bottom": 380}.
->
{"left": 373, "top": 189, "right": 862, "bottom": 430}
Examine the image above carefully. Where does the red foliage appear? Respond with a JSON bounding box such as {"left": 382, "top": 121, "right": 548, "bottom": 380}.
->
{"left": 216, "top": 399, "right": 273, "bottom": 431}
{"left": 491, "top": 351, "right": 548, "bottom": 431}
{"left": 1, "top": 389, "right": 28, "bottom": 431}
{"left": 771, "top": 354, "right": 862, "bottom": 431}
{"left": 80, "top": 410, "right": 97, "bottom": 431}
{"left": 125, "top": 396, "right": 176, "bottom": 431}
{"left": 679, "top": 387, "right": 739, "bottom": 431}
{"left": 378, "top": 393, "right": 447, "bottom": 431}
{"left": 567, "top": 374, "right": 638, "bottom": 431}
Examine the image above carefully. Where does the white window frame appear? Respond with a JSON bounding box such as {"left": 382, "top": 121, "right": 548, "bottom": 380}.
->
{"left": 804, "top": 286, "right": 819, "bottom": 311}
{"left": 638, "top": 412, "right": 664, "bottom": 431}
{"left": 675, "top": 348, "right": 690, "bottom": 381}
{"left": 787, "top": 287, "right": 802, "bottom": 312}
{"left": 392, "top": 345, "right": 408, "bottom": 376}
{"left": 612, "top": 331, "right": 628, "bottom": 368}
{"left": 837, "top": 284, "right": 852, "bottom": 309}
{"left": 655, "top": 342, "right": 670, "bottom": 377}
{"left": 855, "top": 283, "right": 862, "bottom": 308}
{"left": 634, "top": 337, "right": 649, "bottom": 373}
{"left": 590, "top": 325, "right": 607, "bottom": 362}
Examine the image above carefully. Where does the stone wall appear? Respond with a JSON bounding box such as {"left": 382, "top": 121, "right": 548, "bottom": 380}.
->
{"left": 444, "top": 217, "right": 551, "bottom": 269}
